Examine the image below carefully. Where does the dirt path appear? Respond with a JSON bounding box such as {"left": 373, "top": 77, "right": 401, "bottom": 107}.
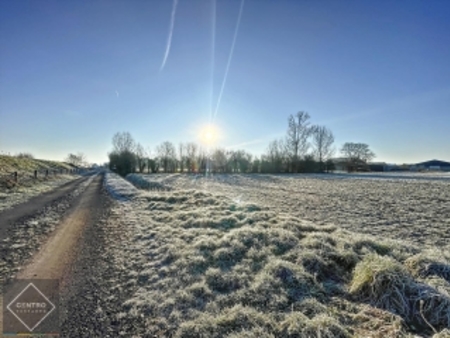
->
{"left": 0, "top": 176, "right": 88, "bottom": 239}
{"left": 16, "top": 174, "right": 103, "bottom": 280}
{"left": 1, "top": 174, "right": 106, "bottom": 335}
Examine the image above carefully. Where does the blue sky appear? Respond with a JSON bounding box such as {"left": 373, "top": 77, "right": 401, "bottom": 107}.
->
{"left": 1, "top": 0, "right": 449, "bottom": 164}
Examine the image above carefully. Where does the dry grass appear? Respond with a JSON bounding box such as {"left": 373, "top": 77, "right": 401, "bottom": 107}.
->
{"left": 129, "top": 173, "right": 450, "bottom": 249}
{"left": 0, "top": 154, "right": 72, "bottom": 175}
{"left": 350, "top": 254, "right": 450, "bottom": 332}
{"left": 432, "top": 329, "right": 450, "bottom": 337}
{"left": 100, "top": 173, "right": 450, "bottom": 337}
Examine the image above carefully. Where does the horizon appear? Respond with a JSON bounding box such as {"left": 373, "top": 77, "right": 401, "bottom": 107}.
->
{"left": 1, "top": 1, "right": 449, "bottom": 164}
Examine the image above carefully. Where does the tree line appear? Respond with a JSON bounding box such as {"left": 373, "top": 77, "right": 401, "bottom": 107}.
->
{"left": 108, "top": 111, "right": 375, "bottom": 176}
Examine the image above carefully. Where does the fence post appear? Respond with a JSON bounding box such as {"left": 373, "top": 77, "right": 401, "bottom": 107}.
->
{"left": 46, "top": 170, "right": 49, "bottom": 177}
{"left": 14, "top": 172, "right": 18, "bottom": 182}
{"left": 34, "top": 170, "right": 37, "bottom": 179}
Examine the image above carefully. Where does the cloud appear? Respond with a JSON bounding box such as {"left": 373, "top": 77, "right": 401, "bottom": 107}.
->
{"left": 116, "top": 90, "right": 119, "bottom": 98}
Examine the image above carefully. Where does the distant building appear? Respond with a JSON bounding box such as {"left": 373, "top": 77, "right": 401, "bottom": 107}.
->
{"left": 369, "top": 162, "right": 411, "bottom": 172}
{"left": 331, "top": 157, "right": 348, "bottom": 171}
{"left": 368, "top": 162, "right": 387, "bottom": 172}
{"left": 411, "top": 159, "right": 450, "bottom": 171}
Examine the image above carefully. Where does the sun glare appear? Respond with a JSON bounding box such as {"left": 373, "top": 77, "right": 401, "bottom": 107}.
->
{"left": 199, "top": 124, "right": 219, "bottom": 145}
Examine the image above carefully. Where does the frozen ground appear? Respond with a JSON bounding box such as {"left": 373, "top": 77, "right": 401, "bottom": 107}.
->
{"left": 0, "top": 174, "right": 79, "bottom": 212}
{"left": 104, "top": 172, "right": 140, "bottom": 200}
{"left": 128, "top": 173, "right": 450, "bottom": 249}
{"left": 98, "top": 173, "right": 450, "bottom": 337}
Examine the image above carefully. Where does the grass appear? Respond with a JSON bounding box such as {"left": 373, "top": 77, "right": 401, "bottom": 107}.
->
{"left": 101, "top": 173, "right": 450, "bottom": 337}
{"left": 0, "top": 155, "right": 79, "bottom": 211}
{"left": 0, "top": 154, "right": 72, "bottom": 175}
{"left": 350, "top": 254, "right": 450, "bottom": 332}
{"left": 0, "top": 154, "right": 75, "bottom": 191}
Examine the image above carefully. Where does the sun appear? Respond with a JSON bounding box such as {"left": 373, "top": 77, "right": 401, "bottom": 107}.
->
{"left": 199, "top": 124, "right": 219, "bottom": 145}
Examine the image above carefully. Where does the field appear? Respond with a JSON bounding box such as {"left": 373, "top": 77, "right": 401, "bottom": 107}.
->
{"left": 99, "top": 172, "right": 450, "bottom": 337}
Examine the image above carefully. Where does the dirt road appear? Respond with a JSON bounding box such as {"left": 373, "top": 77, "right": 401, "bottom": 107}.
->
{"left": 1, "top": 173, "right": 113, "bottom": 336}
{"left": 0, "top": 176, "right": 86, "bottom": 239}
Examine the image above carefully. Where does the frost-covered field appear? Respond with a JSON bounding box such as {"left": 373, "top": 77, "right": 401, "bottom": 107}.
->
{"left": 104, "top": 172, "right": 140, "bottom": 200}
{"left": 100, "top": 173, "right": 450, "bottom": 337}
{"left": 0, "top": 174, "right": 79, "bottom": 212}
{"left": 128, "top": 173, "right": 450, "bottom": 248}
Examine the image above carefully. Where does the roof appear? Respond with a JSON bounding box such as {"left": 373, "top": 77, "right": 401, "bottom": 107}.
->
{"left": 414, "top": 159, "right": 450, "bottom": 167}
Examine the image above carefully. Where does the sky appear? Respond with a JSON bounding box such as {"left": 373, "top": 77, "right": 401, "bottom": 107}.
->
{"left": 1, "top": 0, "right": 449, "bottom": 164}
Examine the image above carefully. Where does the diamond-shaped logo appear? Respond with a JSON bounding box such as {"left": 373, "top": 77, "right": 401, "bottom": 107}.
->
{"left": 6, "top": 283, "right": 56, "bottom": 332}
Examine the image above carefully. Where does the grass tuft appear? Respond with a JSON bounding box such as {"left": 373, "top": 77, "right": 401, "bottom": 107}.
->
{"left": 350, "top": 254, "right": 450, "bottom": 331}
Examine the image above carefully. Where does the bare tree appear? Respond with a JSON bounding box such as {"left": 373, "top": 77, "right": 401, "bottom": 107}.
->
{"left": 135, "top": 143, "right": 146, "bottom": 173}
{"left": 157, "top": 141, "right": 176, "bottom": 173}
{"left": 340, "top": 142, "right": 375, "bottom": 171}
{"left": 196, "top": 147, "right": 208, "bottom": 173}
{"left": 234, "top": 150, "right": 252, "bottom": 173}
{"left": 65, "top": 152, "right": 86, "bottom": 167}
{"left": 112, "top": 132, "right": 135, "bottom": 153}
{"left": 178, "top": 143, "right": 186, "bottom": 173}
{"left": 285, "top": 111, "right": 313, "bottom": 172}
{"left": 212, "top": 148, "right": 228, "bottom": 173}
{"left": 186, "top": 142, "right": 198, "bottom": 172}
{"left": 266, "top": 139, "right": 286, "bottom": 173}
{"left": 311, "top": 126, "right": 335, "bottom": 172}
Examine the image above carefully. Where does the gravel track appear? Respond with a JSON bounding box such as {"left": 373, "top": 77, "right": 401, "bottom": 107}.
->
{"left": 0, "top": 173, "right": 122, "bottom": 336}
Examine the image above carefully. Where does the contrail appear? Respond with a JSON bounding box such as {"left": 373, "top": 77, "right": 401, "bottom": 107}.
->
{"left": 209, "top": 0, "right": 216, "bottom": 123}
{"left": 213, "top": 0, "right": 245, "bottom": 121}
{"left": 160, "top": 0, "right": 178, "bottom": 71}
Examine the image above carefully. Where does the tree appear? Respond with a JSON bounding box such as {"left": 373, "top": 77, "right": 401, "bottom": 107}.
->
{"left": 251, "top": 158, "right": 260, "bottom": 173}
{"left": 112, "top": 132, "right": 135, "bottom": 153}
{"left": 240, "top": 152, "right": 252, "bottom": 173}
{"left": 186, "top": 142, "right": 198, "bottom": 172}
{"left": 325, "top": 159, "right": 336, "bottom": 173}
{"left": 16, "top": 152, "right": 34, "bottom": 159}
{"left": 135, "top": 143, "right": 146, "bottom": 173}
{"left": 299, "top": 154, "right": 318, "bottom": 173}
{"left": 196, "top": 147, "right": 208, "bottom": 173}
{"left": 178, "top": 143, "right": 186, "bottom": 173}
{"left": 311, "top": 126, "right": 335, "bottom": 172}
{"left": 147, "top": 159, "right": 159, "bottom": 173}
{"left": 225, "top": 149, "right": 252, "bottom": 173}
{"left": 157, "top": 141, "right": 176, "bottom": 173}
{"left": 108, "top": 150, "right": 136, "bottom": 176}
{"left": 212, "top": 148, "right": 228, "bottom": 173}
{"left": 108, "top": 132, "right": 137, "bottom": 176}
{"left": 340, "top": 142, "right": 375, "bottom": 172}
{"left": 65, "top": 152, "right": 86, "bottom": 167}
{"left": 265, "top": 139, "right": 285, "bottom": 173}
{"left": 285, "top": 111, "right": 313, "bottom": 172}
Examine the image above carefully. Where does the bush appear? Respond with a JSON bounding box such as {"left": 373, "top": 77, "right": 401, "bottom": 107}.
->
{"left": 15, "top": 152, "right": 34, "bottom": 159}
{"left": 109, "top": 150, "right": 136, "bottom": 176}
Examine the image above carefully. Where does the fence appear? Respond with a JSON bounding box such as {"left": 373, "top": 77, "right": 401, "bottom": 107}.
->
{"left": 0, "top": 168, "right": 84, "bottom": 188}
